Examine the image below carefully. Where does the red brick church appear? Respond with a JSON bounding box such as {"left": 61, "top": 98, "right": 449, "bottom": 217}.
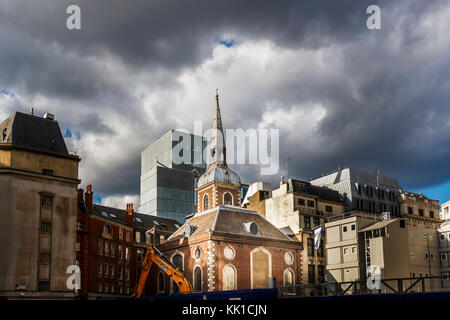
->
{"left": 152, "top": 92, "right": 303, "bottom": 294}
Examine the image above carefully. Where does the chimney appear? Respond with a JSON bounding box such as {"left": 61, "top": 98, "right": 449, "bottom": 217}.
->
{"left": 84, "top": 184, "right": 93, "bottom": 212}
{"left": 126, "top": 203, "right": 134, "bottom": 228}
{"left": 78, "top": 188, "right": 84, "bottom": 202}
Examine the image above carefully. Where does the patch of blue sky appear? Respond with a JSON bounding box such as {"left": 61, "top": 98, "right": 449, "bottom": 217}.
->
{"left": 214, "top": 37, "right": 236, "bottom": 48}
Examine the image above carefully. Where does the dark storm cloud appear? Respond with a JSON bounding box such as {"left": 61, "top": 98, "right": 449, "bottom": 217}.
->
{"left": 0, "top": 0, "right": 449, "bottom": 200}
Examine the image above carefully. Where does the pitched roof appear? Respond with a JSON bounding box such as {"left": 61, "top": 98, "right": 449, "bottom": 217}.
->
{"left": 289, "top": 179, "right": 344, "bottom": 203}
{"left": 91, "top": 204, "right": 180, "bottom": 232}
{"left": 166, "top": 205, "right": 294, "bottom": 242}
{"left": 0, "top": 112, "right": 68, "bottom": 154}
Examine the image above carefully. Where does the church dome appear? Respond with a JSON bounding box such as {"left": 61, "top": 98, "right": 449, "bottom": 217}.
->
{"left": 197, "top": 164, "right": 241, "bottom": 188}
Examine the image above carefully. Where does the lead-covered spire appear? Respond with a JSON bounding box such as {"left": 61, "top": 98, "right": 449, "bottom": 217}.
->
{"left": 210, "top": 89, "right": 226, "bottom": 165}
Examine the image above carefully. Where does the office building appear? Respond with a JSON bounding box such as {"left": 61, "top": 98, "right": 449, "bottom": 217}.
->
{"left": 310, "top": 167, "right": 403, "bottom": 217}
{"left": 139, "top": 129, "right": 206, "bottom": 222}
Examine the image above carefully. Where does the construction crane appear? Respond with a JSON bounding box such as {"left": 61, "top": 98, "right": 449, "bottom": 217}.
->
{"left": 131, "top": 243, "right": 192, "bottom": 298}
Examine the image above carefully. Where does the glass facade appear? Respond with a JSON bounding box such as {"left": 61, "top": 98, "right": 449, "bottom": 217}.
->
{"left": 139, "top": 130, "right": 206, "bottom": 223}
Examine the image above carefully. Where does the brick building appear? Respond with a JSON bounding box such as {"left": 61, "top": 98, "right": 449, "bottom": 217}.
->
{"left": 151, "top": 92, "right": 302, "bottom": 294}
{"left": 76, "top": 185, "right": 179, "bottom": 299}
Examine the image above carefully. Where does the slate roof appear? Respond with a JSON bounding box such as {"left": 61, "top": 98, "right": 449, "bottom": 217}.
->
{"left": 166, "top": 205, "right": 295, "bottom": 243}
{"left": 0, "top": 112, "right": 68, "bottom": 154}
{"left": 91, "top": 204, "right": 181, "bottom": 233}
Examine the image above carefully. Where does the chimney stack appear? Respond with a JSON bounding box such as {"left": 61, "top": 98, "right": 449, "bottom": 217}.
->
{"left": 84, "top": 185, "right": 93, "bottom": 212}
{"left": 126, "top": 203, "right": 134, "bottom": 228}
{"left": 78, "top": 188, "right": 84, "bottom": 202}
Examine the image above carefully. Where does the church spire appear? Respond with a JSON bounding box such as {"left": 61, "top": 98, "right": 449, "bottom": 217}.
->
{"left": 210, "top": 89, "right": 226, "bottom": 165}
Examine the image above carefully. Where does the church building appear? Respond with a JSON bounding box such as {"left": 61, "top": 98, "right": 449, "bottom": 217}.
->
{"left": 154, "top": 92, "right": 303, "bottom": 293}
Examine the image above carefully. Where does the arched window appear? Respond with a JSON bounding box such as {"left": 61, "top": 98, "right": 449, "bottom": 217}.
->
{"left": 224, "top": 192, "right": 233, "bottom": 205}
{"left": 193, "top": 266, "right": 202, "bottom": 292}
{"left": 171, "top": 253, "right": 183, "bottom": 294}
{"left": 203, "top": 194, "right": 209, "bottom": 211}
{"left": 284, "top": 269, "right": 295, "bottom": 294}
{"left": 250, "top": 247, "right": 272, "bottom": 289}
{"left": 223, "top": 264, "right": 237, "bottom": 290}
{"left": 158, "top": 272, "right": 165, "bottom": 293}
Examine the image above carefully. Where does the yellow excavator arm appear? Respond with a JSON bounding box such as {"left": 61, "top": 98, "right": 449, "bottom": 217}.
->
{"left": 131, "top": 244, "right": 192, "bottom": 298}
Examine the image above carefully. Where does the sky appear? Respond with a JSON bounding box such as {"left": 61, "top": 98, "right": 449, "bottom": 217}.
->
{"left": 0, "top": 0, "right": 449, "bottom": 209}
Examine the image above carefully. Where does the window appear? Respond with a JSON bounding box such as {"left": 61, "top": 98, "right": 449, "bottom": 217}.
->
{"left": 224, "top": 193, "right": 233, "bottom": 205}
{"left": 308, "top": 265, "right": 315, "bottom": 284}
{"left": 40, "top": 195, "right": 53, "bottom": 207}
{"left": 40, "top": 222, "right": 52, "bottom": 233}
{"left": 203, "top": 194, "right": 209, "bottom": 211}
{"left": 343, "top": 226, "right": 348, "bottom": 232}
{"left": 110, "top": 244, "right": 115, "bottom": 257}
{"left": 126, "top": 230, "right": 130, "bottom": 242}
{"left": 193, "top": 266, "right": 202, "bottom": 292}
{"left": 194, "top": 247, "right": 202, "bottom": 260}
{"left": 135, "top": 231, "right": 141, "bottom": 243}
{"left": 419, "top": 209, "right": 424, "bottom": 216}
{"left": 118, "top": 246, "right": 123, "bottom": 259}
{"left": 223, "top": 264, "right": 237, "bottom": 290}
{"left": 38, "top": 281, "right": 50, "bottom": 292}
{"left": 325, "top": 206, "right": 333, "bottom": 213}
{"left": 400, "top": 220, "right": 406, "bottom": 228}
{"left": 125, "top": 267, "right": 130, "bottom": 281}
{"left": 137, "top": 250, "right": 144, "bottom": 263}
{"left": 97, "top": 283, "right": 102, "bottom": 293}
{"left": 77, "top": 222, "right": 82, "bottom": 231}
{"left": 125, "top": 247, "right": 130, "bottom": 261}
{"left": 158, "top": 272, "right": 165, "bottom": 293}
{"left": 98, "top": 240, "right": 103, "bottom": 255}
{"left": 76, "top": 241, "right": 80, "bottom": 252}
{"left": 408, "top": 207, "right": 413, "bottom": 214}
{"left": 313, "top": 217, "right": 320, "bottom": 227}
{"left": 160, "top": 234, "right": 165, "bottom": 243}
{"left": 298, "top": 198, "right": 305, "bottom": 206}
{"left": 119, "top": 228, "right": 123, "bottom": 240}
{"left": 304, "top": 216, "right": 311, "bottom": 229}
{"left": 104, "top": 263, "right": 109, "bottom": 276}
{"left": 119, "top": 286, "right": 123, "bottom": 294}
{"left": 104, "top": 242, "right": 109, "bottom": 256}
{"left": 284, "top": 269, "right": 295, "bottom": 294}
{"left": 430, "top": 211, "right": 434, "bottom": 218}
{"left": 111, "top": 285, "right": 114, "bottom": 293}
{"left": 42, "top": 169, "right": 53, "bottom": 176}
{"left": 171, "top": 254, "right": 183, "bottom": 293}
{"left": 285, "top": 252, "right": 294, "bottom": 265}
{"left": 224, "top": 246, "right": 235, "bottom": 260}
{"left": 318, "top": 240, "right": 324, "bottom": 257}
{"left": 344, "top": 247, "right": 349, "bottom": 255}
{"left": 39, "top": 253, "right": 50, "bottom": 265}
{"left": 118, "top": 265, "right": 123, "bottom": 280}
{"left": 307, "top": 238, "right": 314, "bottom": 257}
{"left": 98, "top": 262, "right": 103, "bottom": 275}
{"left": 103, "top": 224, "right": 112, "bottom": 235}
{"left": 351, "top": 246, "right": 357, "bottom": 254}
{"left": 110, "top": 264, "right": 115, "bottom": 277}
{"left": 351, "top": 224, "right": 356, "bottom": 231}
{"left": 307, "top": 200, "right": 315, "bottom": 208}
{"left": 318, "top": 265, "right": 325, "bottom": 283}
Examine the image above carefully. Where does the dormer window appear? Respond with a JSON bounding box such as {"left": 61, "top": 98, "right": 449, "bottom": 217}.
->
{"left": 243, "top": 221, "right": 260, "bottom": 236}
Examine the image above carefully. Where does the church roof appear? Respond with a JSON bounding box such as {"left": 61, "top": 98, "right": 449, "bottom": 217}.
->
{"left": 166, "top": 205, "right": 296, "bottom": 243}
{"left": 197, "top": 163, "right": 241, "bottom": 187}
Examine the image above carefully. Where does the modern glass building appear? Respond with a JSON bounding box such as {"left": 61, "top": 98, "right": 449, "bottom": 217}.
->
{"left": 138, "top": 130, "right": 206, "bottom": 223}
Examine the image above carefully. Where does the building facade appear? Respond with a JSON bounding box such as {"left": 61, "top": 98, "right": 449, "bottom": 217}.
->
{"left": 259, "top": 178, "right": 345, "bottom": 284}
{"left": 438, "top": 221, "right": 450, "bottom": 288}
{"left": 310, "top": 168, "right": 403, "bottom": 217}
{"left": 0, "top": 111, "right": 80, "bottom": 299}
{"left": 76, "top": 185, "right": 180, "bottom": 299}
{"left": 440, "top": 200, "right": 450, "bottom": 220}
{"left": 139, "top": 129, "right": 206, "bottom": 222}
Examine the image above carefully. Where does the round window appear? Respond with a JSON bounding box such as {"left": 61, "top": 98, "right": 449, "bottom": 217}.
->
{"left": 284, "top": 252, "right": 294, "bottom": 265}
{"left": 194, "top": 247, "right": 201, "bottom": 260}
{"left": 249, "top": 222, "right": 259, "bottom": 236}
{"left": 224, "top": 246, "right": 235, "bottom": 260}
